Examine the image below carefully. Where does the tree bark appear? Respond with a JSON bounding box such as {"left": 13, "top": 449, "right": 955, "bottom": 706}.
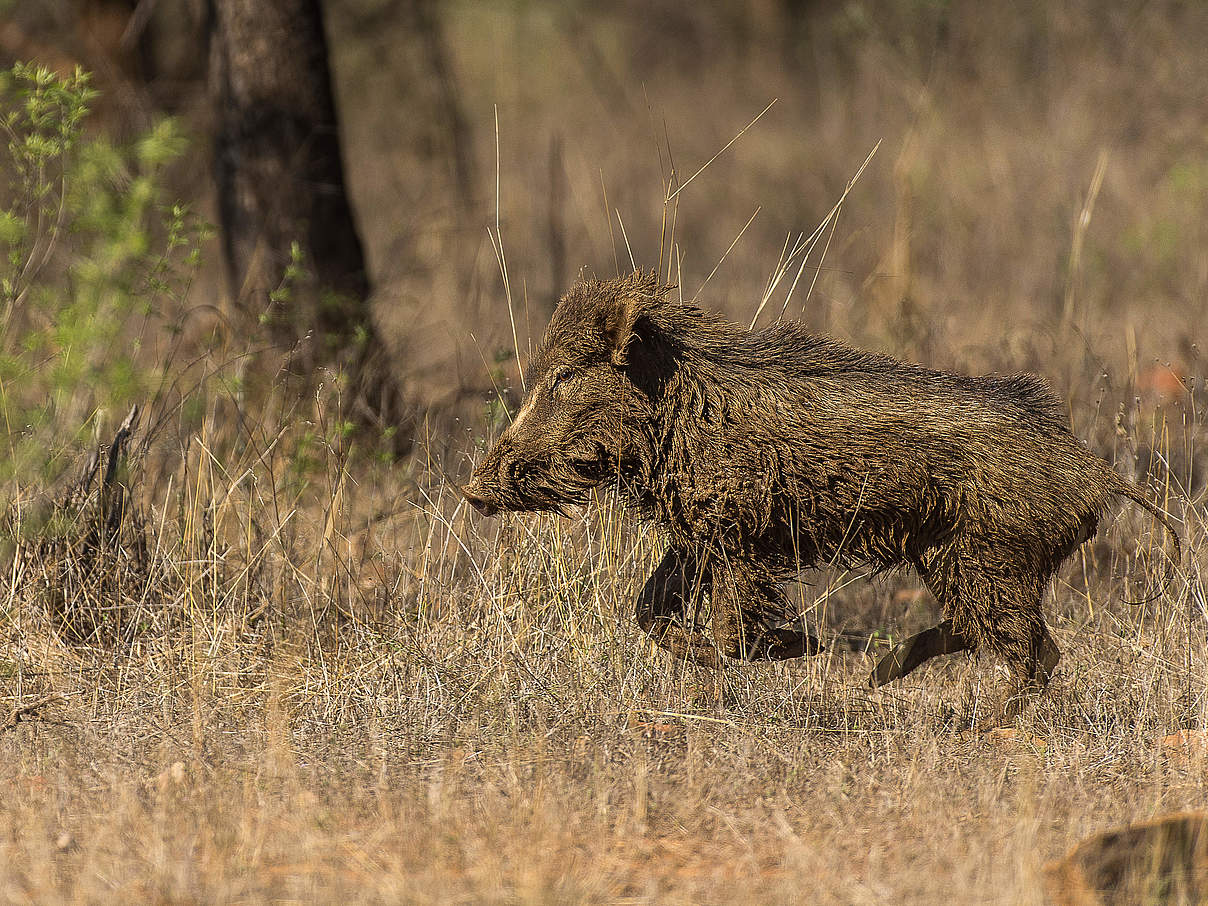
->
{"left": 209, "top": 0, "right": 408, "bottom": 448}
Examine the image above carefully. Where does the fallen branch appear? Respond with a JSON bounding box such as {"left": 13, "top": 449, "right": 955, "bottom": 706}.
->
{"left": 2, "top": 693, "right": 64, "bottom": 732}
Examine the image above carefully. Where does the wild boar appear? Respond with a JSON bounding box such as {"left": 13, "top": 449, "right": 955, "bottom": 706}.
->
{"left": 462, "top": 270, "right": 1179, "bottom": 714}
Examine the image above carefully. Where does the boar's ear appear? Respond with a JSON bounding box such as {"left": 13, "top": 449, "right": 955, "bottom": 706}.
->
{"left": 601, "top": 274, "right": 671, "bottom": 366}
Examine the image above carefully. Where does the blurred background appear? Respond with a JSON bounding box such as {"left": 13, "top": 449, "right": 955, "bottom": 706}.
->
{"left": 0, "top": 0, "right": 1203, "bottom": 475}
{"left": 2, "top": 7, "right": 1207, "bottom": 899}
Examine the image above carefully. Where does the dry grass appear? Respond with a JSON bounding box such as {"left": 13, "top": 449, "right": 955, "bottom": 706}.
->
{"left": 0, "top": 401, "right": 1204, "bottom": 903}
{"left": 3, "top": 2, "right": 1208, "bottom": 903}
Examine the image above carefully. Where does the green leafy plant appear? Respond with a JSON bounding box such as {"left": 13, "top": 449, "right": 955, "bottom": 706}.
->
{"left": 0, "top": 62, "right": 207, "bottom": 495}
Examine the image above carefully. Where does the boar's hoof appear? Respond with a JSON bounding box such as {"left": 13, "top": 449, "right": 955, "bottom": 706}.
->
{"left": 749, "top": 626, "right": 822, "bottom": 660}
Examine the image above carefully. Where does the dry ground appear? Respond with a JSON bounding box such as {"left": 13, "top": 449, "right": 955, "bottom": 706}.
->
{"left": 1, "top": 447, "right": 1204, "bottom": 904}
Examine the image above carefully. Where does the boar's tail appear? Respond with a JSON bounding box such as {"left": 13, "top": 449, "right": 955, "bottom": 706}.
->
{"left": 1110, "top": 473, "right": 1182, "bottom": 561}
{"left": 1108, "top": 471, "right": 1181, "bottom": 604}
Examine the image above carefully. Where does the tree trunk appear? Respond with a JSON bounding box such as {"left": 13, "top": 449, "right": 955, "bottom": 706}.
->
{"left": 208, "top": 0, "right": 408, "bottom": 448}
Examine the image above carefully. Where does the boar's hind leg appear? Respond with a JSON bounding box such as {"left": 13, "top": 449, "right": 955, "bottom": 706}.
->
{"left": 635, "top": 548, "right": 727, "bottom": 667}
{"left": 869, "top": 620, "right": 974, "bottom": 687}
{"left": 957, "top": 568, "right": 1061, "bottom": 706}
{"left": 918, "top": 552, "right": 1062, "bottom": 713}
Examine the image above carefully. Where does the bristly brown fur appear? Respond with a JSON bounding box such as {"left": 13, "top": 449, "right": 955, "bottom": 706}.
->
{"left": 464, "top": 270, "right": 1180, "bottom": 711}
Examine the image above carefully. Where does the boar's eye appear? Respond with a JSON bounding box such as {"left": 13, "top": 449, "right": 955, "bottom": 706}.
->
{"left": 506, "top": 459, "right": 528, "bottom": 483}
{"left": 550, "top": 367, "right": 575, "bottom": 391}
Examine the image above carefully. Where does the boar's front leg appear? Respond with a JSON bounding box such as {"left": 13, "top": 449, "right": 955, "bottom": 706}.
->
{"left": 712, "top": 562, "right": 821, "bottom": 661}
{"left": 636, "top": 549, "right": 819, "bottom": 666}
{"left": 635, "top": 547, "right": 727, "bottom": 667}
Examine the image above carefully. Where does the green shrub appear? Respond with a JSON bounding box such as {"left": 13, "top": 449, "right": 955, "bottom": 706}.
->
{"left": 0, "top": 62, "right": 207, "bottom": 497}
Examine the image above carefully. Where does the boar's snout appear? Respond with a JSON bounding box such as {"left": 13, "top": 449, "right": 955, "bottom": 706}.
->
{"left": 461, "top": 462, "right": 504, "bottom": 516}
{"left": 462, "top": 443, "right": 528, "bottom": 516}
{"left": 461, "top": 483, "right": 499, "bottom": 517}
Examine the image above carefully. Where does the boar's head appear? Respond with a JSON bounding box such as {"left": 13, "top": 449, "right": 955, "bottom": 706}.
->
{"left": 462, "top": 271, "right": 671, "bottom": 516}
